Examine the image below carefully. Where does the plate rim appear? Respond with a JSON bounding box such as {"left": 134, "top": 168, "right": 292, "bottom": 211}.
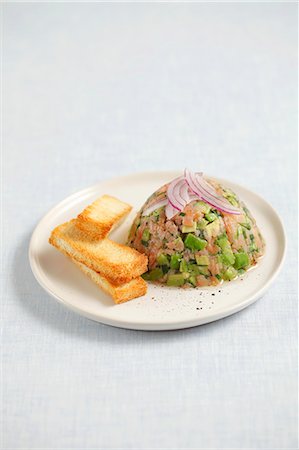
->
{"left": 28, "top": 171, "right": 287, "bottom": 331}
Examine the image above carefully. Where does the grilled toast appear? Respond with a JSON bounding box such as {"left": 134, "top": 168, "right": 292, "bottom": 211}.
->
{"left": 49, "top": 219, "right": 148, "bottom": 285}
{"left": 72, "top": 259, "right": 147, "bottom": 303}
{"left": 76, "top": 195, "right": 132, "bottom": 239}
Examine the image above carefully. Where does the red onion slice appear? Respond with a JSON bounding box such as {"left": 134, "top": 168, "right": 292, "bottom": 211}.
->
{"left": 185, "top": 168, "right": 240, "bottom": 215}
{"left": 165, "top": 202, "right": 178, "bottom": 220}
{"left": 142, "top": 198, "right": 168, "bottom": 216}
{"left": 167, "top": 176, "right": 186, "bottom": 211}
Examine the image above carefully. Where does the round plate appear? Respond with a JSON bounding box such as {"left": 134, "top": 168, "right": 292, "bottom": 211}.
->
{"left": 29, "top": 171, "right": 286, "bottom": 331}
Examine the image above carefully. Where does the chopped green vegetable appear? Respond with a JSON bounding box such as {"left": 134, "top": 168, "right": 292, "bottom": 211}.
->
{"left": 142, "top": 228, "right": 150, "bottom": 242}
{"left": 240, "top": 222, "right": 251, "bottom": 230}
{"left": 233, "top": 252, "right": 249, "bottom": 270}
{"left": 195, "top": 255, "right": 209, "bottom": 266}
{"left": 220, "top": 251, "right": 235, "bottom": 266}
{"left": 216, "top": 236, "right": 230, "bottom": 251}
{"left": 141, "top": 272, "right": 151, "bottom": 280}
{"left": 167, "top": 273, "right": 185, "bottom": 286}
{"left": 185, "top": 234, "right": 207, "bottom": 251}
{"left": 196, "top": 201, "right": 210, "bottom": 214}
{"left": 161, "top": 265, "right": 169, "bottom": 274}
{"left": 226, "top": 196, "right": 238, "bottom": 207}
{"left": 157, "top": 254, "right": 169, "bottom": 266}
{"left": 146, "top": 268, "right": 163, "bottom": 281}
{"left": 174, "top": 237, "right": 184, "bottom": 248}
{"left": 197, "top": 218, "right": 208, "bottom": 230}
{"left": 217, "top": 236, "right": 235, "bottom": 265}
{"left": 205, "top": 212, "right": 217, "bottom": 222}
{"left": 189, "top": 276, "right": 197, "bottom": 286}
{"left": 170, "top": 253, "right": 181, "bottom": 270}
{"left": 179, "top": 259, "right": 188, "bottom": 273}
{"left": 182, "top": 222, "right": 197, "bottom": 233}
{"left": 249, "top": 243, "right": 258, "bottom": 252}
{"left": 222, "top": 266, "right": 237, "bottom": 281}
{"left": 205, "top": 220, "right": 220, "bottom": 239}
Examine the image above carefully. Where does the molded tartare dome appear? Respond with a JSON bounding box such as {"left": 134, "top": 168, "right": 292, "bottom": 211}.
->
{"left": 128, "top": 177, "right": 265, "bottom": 287}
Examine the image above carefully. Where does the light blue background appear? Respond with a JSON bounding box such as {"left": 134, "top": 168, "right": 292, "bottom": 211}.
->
{"left": 3, "top": 2, "right": 298, "bottom": 449}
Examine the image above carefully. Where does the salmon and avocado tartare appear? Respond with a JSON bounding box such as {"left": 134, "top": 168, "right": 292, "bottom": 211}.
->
{"left": 128, "top": 169, "right": 265, "bottom": 287}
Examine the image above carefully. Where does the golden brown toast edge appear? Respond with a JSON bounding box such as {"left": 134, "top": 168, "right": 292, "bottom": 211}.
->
{"left": 49, "top": 220, "right": 148, "bottom": 285}
{"left": 72, "top": 259, "right": 147, "bottom": 304}
{"left": 76, "top": 195, "right": 132, "bottom": 239}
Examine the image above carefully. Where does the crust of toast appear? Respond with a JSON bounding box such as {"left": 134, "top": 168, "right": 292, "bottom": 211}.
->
{"left": 72, "top": 259, "right": 147, "bottom": 303}
{"left": 76, "top": 195, "right": 132, "bottom": 239}
{"left": 49, "top": 219, "right": 148, "bottom": 285}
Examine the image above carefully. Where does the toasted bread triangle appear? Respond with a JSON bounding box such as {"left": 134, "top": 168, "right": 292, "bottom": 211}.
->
{"left": 76, "top": 195, "right": 132, "bottom": 239}
{"left": 49, "top": 219, "right": 148, "bottom": 285}
{"left": 72, "top": 259, "right": 147, "bottom": 303}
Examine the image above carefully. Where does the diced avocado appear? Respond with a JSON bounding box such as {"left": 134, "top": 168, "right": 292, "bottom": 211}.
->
{"left": 189, "top": 276, "right": 197, "bottom": 286}
{"left": 188, "top": 264, "right": 209, "bottom": 276}
{"left": 217, "top": 237, "right": 235, "bottom": 265}
{"left": 141, "top": 272, "right": 151, "bottom": 281}
{"left": 147, "top": 268, "right": 163, "bottom": 281}
{"left": 187, "top": 264, "right": 201, "bottom": 276}
{"left": 249, "top": 243, "right": 258, "bottom": 252}
{"left": 220, "top": 251, "right": 235, "bottom": 266}
{"left": 205, "top": 212, "right": 217, "bottom": 222}
{"left": 142, "top": 228, "right": 150, "bottom": 241}
{"left": 226, "top": 196, "right": 238, "bottom": 207}
{"left": 236, "top": 225, "right": 242, "bottom": 238}
{"left": 195, "top": 255, "right": 209, "bottom": 266}
{"left": 196, "top": 201, "right": 210, "bottom": 214}
{"left": 174, "top": 236, "right": 184, "bottom": 248}
{"left": 152, "top": 209, "right": 161, "bottom": 221}
{"left": 197, "top": 218, "right": 208, "bottom": 230}
{"left": 161, "top": 265, "right": 169, "bottom": 274}
{"left": 182, "top": 222, "right": 197, "bottom": 233}
{"left": 185, "top": 234, "right": 207, "bottom": 251}
{"left": 240, "top": 222, "right": 251, "bottom": 230}
{"left": 204, "top": 219, "right": 220, "bottom": 239}
{"left": 222, "top": 266, "right": 237, "bottom": 281}
{"left": 141, "top": 228, "right": 150, "bottom": 246}
{"left": 179, "top": 259, "right": 188, "bottom": 273}
{"left": 217, "top": 236, "right": 230, "bottom": 251}
{"left": 157, "top": 254, "right": 169, "bottom": 266}
{"left": 198, "top": 266, "right": 210, "bottom": 276}
{"left": 170, "top": 253, "right": 181, "bottom": 270}
{"left": 233, "top": 252, "right": 249, "bottom": 270}
{"left": 167, "top": 273, "right": 185, "bottom": 287}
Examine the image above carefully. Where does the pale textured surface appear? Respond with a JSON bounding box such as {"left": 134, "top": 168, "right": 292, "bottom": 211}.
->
{"left": 2, "top": 3, "right": 298, "bottom": 449}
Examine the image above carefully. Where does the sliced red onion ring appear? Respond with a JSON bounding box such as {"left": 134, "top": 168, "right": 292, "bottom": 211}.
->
{"left": 184, "top": 168, "right": 240, "bottom": 215}
{"left": 165, "top": 202, "right": 178, "bottom": 220}
{"left": 167, "top": 176, "right": 187, "bottom": 211}
{"left": 142, "top": 198, "right": 168, "bottom": 216}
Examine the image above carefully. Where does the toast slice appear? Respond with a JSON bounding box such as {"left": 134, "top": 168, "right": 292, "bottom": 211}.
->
{"left": 76, "top": 195, "right": 132, "bottom": 239}
{"left": 72, "top": 259, "right": 147, "bottom": 303}
{"left": 49, "top": 219, "right": 148, "bottom": 285}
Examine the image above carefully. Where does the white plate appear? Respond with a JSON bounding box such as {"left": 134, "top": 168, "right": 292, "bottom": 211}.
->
{"left": 29, "top": 171, "right": 286, "bottom": 331}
